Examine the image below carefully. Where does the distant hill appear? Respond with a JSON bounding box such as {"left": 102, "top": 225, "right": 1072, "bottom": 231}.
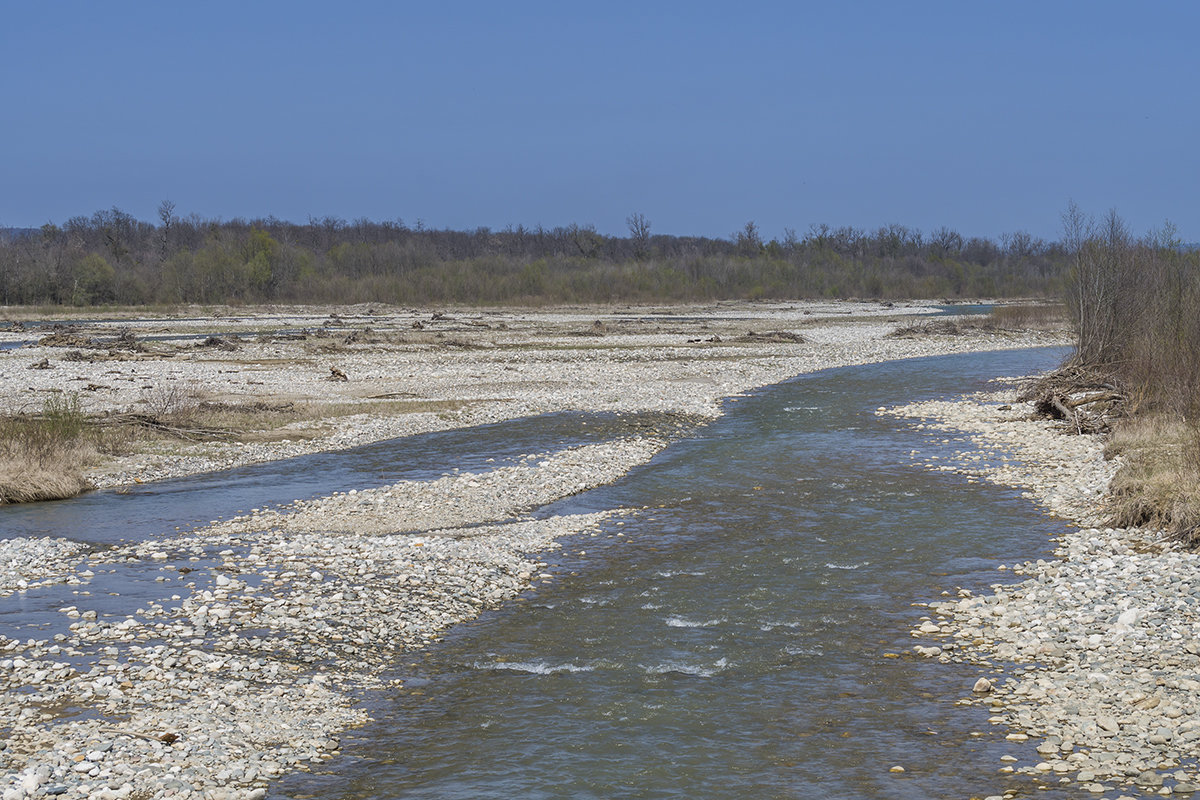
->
{"left": 0, "top": 227, "right": 37, "bottom": 242}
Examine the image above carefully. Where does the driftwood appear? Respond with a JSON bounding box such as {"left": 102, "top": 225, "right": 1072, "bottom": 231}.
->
{"left": 90, "top": 413, "right": 235, "bottom": 441}
{"left": 197, "top": 335, "right": 239, "bottom": 351}
{"left": 38, "top": 331, "right": 93, "bottom": 347}
{"left": 1066, "top": 391, "right": 1124, "bottom": 409}
{"left": 1019, "top": 363, "right": 1127, "bottom": 434}
{"left": 96, "top": 726, "right": 179, "bottom": 744}
{"left": 1033, "top": 388, "right": 1126, "bottom": 435}
{"left": 366, "top": 391, "right": 420, "bottom": 399}
{"left": 733, "top": 330, "right": 808, "bottom": 344}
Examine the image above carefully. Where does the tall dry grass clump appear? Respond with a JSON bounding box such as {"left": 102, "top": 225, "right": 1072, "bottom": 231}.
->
{"left": 0, "top": 393, "right": 95, "bottom": 503}
{"left": 1106, "top": 417, "right": 1200, "bottom": 544}
{"left": 1062, "top": 204, "right": 1200, "bottom": 540}
{"left": 987, "top": 303, "right": 1067, "bottom": 330}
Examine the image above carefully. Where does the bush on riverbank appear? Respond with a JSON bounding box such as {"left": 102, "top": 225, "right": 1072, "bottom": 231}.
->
{"left": 0, "top": 394, "right": 95, "bottom": 503}
{"left": 988, "top": 303, "right": 1068, "bottom": 330}
{"left": 1059, "top": 205, "right": 1200, "bottom": 541}
{"left": 1064, "top": 206, "right": 1200, "bottom": 417}
{"left": 1105, "top": 417, "right": 1200, "bottom": 545}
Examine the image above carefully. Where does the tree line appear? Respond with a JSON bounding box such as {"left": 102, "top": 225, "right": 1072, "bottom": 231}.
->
{"left": 0, "top": 205, "right": 1076, "bottom": 306}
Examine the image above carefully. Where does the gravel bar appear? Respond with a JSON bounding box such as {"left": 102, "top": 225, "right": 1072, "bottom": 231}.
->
{"left": 885, "top": 384, "right": 1200, "bottom": 798}
{"left": 1, "top": 301, "right": 1068, "bottom": 799}
{"left": 1, "top": 441, "right": 650, "bottom": 799}
{"left": 0, "top": 539, "right": 88, "bottom": 599}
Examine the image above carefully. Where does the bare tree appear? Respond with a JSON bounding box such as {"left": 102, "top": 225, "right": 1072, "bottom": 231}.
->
{"left": 158, "top": 199, "right": 176, "bottom": 260}
{"left": 1000, "top": 230, "right": 1047, "bottom": 260}
{"left": 567, "top": 223, "right": 603, "bottom": 258}
{"left": 626, "top": 212, "right": 651, "bottom": 260}
{"left": 1063, "top": 203, "right": 1134, "bottom": 367}
{"left": 782, "top": 227, "right": 799, "bottom": 252}
{"left": 735, "top": 221, "right": 762, "bottom": 256}
{"left": 930, "top": 226, "right": 964, "bottom": 257}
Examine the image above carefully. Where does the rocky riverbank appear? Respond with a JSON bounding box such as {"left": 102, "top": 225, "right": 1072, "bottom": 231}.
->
{"left": 0, "top": 301, "right": 1069, "bottom": 799}
{"left": 0, "top": 440, "right": 656, "bottom": 800}
{"left": 0, "top": 539, "right": 88, "bottom": 599}
{"left": 0, "top": 300, "right": 1057, "bottom": 489}
{"left": 885, "top": 385, "right": 1200, "bottom": 797}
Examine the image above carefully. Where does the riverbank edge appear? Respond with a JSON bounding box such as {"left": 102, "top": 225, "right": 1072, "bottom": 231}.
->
{"left": 1, "top": 331, "right": 1068, "bottom": 800}
{"left": 0, "top": 300, "right": 1061, "bottom": 501}
{"left": 885, "top": 385, "right": 1200, "bottom": 797}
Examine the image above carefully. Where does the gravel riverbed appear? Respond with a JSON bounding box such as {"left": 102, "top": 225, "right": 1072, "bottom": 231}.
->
{"left": 0, "top": 539, "right": 88, "bottom": 599}
{"left": 1, "top": 301, "right": 1069, "bottom": 799}
{"left": 0, "top": 300, "right": 1055, "bottom": 488}
{"left": 885, "top": 386, "right": 1200, "bottom": 798}
{"left": 0, "top": 441, "right": 651, "bottom": 800}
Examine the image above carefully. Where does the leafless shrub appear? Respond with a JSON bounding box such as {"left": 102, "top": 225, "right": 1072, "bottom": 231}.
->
{"left": 108, "top": 327, "right": 145, "bottom": 351}
{"left": 139, "top": 381, "right": 202, "bottom": 421}
{"left": 1057, "top": 206, "right": 1200, "bottom": 544}
{"left": 1062, "top": 206, "right": 1200, "bottom": 418}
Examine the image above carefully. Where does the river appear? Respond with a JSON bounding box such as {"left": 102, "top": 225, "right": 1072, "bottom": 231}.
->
{"left": 3, "top": 346, "right": 1091, "bottom": 798}
{"left": 271, "top": 346, "right": 1086, "bottom": 799}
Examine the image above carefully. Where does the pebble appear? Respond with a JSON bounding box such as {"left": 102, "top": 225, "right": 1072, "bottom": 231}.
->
{"left": 0, "top": 538, "right": 87, "bottom": 598}
{"left": 0, "top": 438, "right": 663, "bottom": 798}
{"left": 1, "top": 306, "right": 1069, "bottom": 798}
{"left": 0, "top": 303, "right": 1063, "bottom": 489}
{"left": 888, "top": 384, "right": 1200, "bottom": 794}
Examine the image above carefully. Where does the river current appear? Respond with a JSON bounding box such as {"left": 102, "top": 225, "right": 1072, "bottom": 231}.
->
{"left": 274, "top": 346, "right": 1085, "bottom": 799}
{"left": 4, "top": 346, "right": 1093, "bottom": 798}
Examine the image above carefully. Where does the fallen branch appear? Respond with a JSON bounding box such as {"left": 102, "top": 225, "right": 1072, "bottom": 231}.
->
{"left": 1066, "top": 391, "right": 1124, "bottom": 410}
{"left": 90, "top": 413, "right": 236, "bottom": 441}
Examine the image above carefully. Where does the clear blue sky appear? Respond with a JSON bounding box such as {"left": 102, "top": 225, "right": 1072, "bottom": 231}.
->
{"left": 3, "top": 1, "right": 1197, "bottom": 242}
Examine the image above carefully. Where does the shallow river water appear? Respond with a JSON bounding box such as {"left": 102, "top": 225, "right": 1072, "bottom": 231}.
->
{"left": 2, "top": 346, "right": 1095, "bottom": 798}
{"left": 265, "top": 346, "right": 1089, "bottom": 800}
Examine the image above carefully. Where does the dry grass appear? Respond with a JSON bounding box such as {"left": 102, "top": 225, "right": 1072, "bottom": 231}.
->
{"left": 1105, "top": 414, "right": 1200, "bottom": 543}
{"left": 0, "top": 388, "right": 485, "bottom": 505}
{"left": 988, "top": 303, "right": 1067, "bottom": 330}
{"left": 0, "top": 394, "right": 97, "bottom": 503}
{"left": 888, "top": 304, "right": 1065, "bottom": 339}
{"left": 0, "top": 463, "right": 93, "bottom": 504}
{"left": 887, "top": 318, "right": 998, "bottom": 338}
